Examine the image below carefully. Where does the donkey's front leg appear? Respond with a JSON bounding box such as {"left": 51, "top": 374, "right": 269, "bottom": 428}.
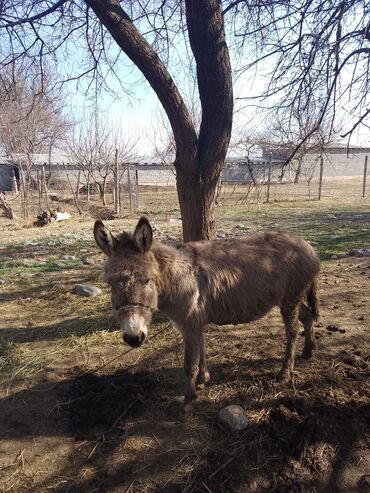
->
{"left": 182, "top": 326, "right": 202, "bottom": 417}
{"left": 196, "top": 333, "right": 210, "bottom": 388}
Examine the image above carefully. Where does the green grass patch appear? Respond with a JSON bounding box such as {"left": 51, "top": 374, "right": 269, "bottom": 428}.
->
{"left": 0, "top": 257, "right": 83, "bottom": 280}
{"left": 216, "top": 201, "right": 369, "bottom": 260}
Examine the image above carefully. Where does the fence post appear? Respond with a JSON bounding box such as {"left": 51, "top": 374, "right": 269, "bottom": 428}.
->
{"left": 362, "top": 155, "right": 368, "bottom": 198}
{"left": 42, "top": 166, "right": 49, "bottom": 210}
{"left": 135, "top": 168, "right": 139, "bottom": 210}
{"left": 127, "top": 165, "right": 133, "bottom": 213}
{"left": 37, "top": 170, "right": 42, "bottom": 210}
{"left": 114, "top": 148, "right": 120, "bottom": 215}
{"left": 12, "top": 169, "right": 18, "bottom": 195}
{"left": 318, "top": 157, "right": 324, "bottom": 200}
{"left": 266, "top": 153, "right": 272, "bottom": 203}
{"left": 76, "top": 170, "right": 81, "bottom": 200}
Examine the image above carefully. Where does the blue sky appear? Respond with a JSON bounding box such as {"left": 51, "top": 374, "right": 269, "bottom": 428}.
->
{"left": 59, "top": 18, "right": 369, "bottom": 159}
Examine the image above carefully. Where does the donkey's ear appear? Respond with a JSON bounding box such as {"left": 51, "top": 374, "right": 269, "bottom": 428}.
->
{"left": 94, "top": 220, "right": 118, "bottom": 256}
{"left": 133, "top": 217, "right": 153, "bottom": 252}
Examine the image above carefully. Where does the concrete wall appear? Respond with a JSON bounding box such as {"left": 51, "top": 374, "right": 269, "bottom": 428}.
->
{"left": 1, "top": 151, "right": 368, "bottom": 192}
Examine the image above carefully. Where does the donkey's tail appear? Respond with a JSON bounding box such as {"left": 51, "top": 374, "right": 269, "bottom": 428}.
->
{"left": 307, "top": 279, "right": 320, "bottom": 321}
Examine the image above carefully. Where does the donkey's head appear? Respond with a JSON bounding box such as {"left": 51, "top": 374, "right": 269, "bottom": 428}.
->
{"left": 94, "top": 217, "right": 159, "bottom": 348}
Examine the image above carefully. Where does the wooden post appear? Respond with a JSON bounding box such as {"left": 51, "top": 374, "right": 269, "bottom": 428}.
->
{"left": 135, "top": 168, "right": 139, "bottom": 210}
{"left": 362, "top": 155, "right": 368, "bottom": 198}
{"left": 12, "top": 169, "right": 18, "bottom": 195}
{"left": 87, "top": 170, "right": 91, "bottom": 202}
{"left": 114, "top": 148, "right": 120, "bottom": 215}
{"left": 42, "top": 166, "right": 49, "bottom": 210}
{"left": 37, "top": 170, "right": 42, "bottom": 210}
{"left": 76, "top": 170, "right": 81, "bottom": 199}
{"left": 266, "top": 153, "right": 272, "bottom": 203}
{"left": 127, "top": 166, "right": 133, "bottom": 213}
{"left": 318, "top": 156, "right": 324, "bottom": 200}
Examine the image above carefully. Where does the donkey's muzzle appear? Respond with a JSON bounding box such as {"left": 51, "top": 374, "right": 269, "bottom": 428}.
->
{"left": 123, "top": 332, "right": 146, "bottom": 348}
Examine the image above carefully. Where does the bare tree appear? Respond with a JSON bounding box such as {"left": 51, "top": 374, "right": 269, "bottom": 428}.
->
{"left": 68, "top": 111, "right": 138, "bottom": 206}
{"left": 265, "top": 106, "right": 341, "bottom": 183}
{"left": 0, "top": 64, "right": 70, "bottom": 217}
{"left": 227, "top": 0, "right": 370, "bottom": 158}
{"left": 0, "top": 0, "right": 233, "bottom": 240}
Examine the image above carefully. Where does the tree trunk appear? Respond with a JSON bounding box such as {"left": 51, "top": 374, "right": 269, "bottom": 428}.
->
{"left": 102, "top": 176, "right": 108, "bottom": 206}
{"left": 294, "top": 159, "right": 303, "bottom": 184}
{"left": 177, "top": 171, "right": 218, "bottom": 241}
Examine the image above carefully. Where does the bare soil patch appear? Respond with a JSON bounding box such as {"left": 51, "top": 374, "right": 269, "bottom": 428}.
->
{"left": 0, "top": 255, "right": 369, "bottom": 493}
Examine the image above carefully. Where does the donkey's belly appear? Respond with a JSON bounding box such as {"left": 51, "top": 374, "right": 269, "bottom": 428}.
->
{"left": 207, "top": 302, "right": 276, "bottom": 326}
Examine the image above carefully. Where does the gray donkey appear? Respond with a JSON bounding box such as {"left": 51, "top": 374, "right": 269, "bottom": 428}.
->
{"left": 94, "top": 217, "right": 320, "bottom": 416}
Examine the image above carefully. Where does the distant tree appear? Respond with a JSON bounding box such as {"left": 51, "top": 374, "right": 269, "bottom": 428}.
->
{"left": 68, "top": 112, "right": 138, "bottom": 206}
{"left": 266, "top": 106, "right": 340, "bottom": 183}
{"left": 228, "top": 0, "right": 369, "bottom": 152}
{"left": 0, "top": 64, "right": 69, "bottom": 217}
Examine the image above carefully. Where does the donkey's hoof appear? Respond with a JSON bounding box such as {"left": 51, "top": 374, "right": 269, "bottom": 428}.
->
{"left": 301, "top": 349, "right": 313, "bottom": 359}
{"left": 196, "top": 370, "right": 210, "bottom": 389}
{"left": 181, "top": 403, "right": 193, "bottom": 421}
{"left": 277, "top": 369, "right": 291, "bottom": 383}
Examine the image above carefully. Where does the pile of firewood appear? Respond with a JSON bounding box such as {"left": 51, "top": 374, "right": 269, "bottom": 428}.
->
{"left": 34, "top": 209, "right": 71, "bottom": 227}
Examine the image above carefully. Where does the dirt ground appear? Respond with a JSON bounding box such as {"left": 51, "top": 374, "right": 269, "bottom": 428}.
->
{"left": 0, "top": 189, "right": 369, "bottom": 493}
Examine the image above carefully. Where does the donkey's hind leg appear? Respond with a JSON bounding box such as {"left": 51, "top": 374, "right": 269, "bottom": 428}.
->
{"left": 183, "top": 326, "right": 202, "bottom": 416}
{"left": 299, "top": 302, "right": 316, "bottom": 359}
{"left": 278, "top": 300, "right": 300, "bottom": 382}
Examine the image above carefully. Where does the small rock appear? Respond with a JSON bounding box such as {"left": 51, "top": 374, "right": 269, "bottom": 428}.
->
{"left": 169, "top": 218, "right": 182, "bottom": 225}
{"left": 331, "top": 254, "right": 338, "bottom": 259}
{"left": 83, "top": 257, "right": 95, "bottom": 265}
{"left": 326, "top": 324, "right": 346, "bottom": 334}
{"left": 0, "top": 279, "right": 5, "bottom": 285}
{"left": 349, "top": 248, "right": 370, "bottom": 257}
{"left": 74, "top": 284, "right": 102, "bottom": 297}
{"left": 218, "top": 405, "right": 249, "bottom": 431}
{"left": 61, "top": 255, "right": 76, "bottom": 261}
{"left": 55, "top": 262, "right": 67, "bottom": 268}
{"left": 358, "top": 475, "right": 370, "bottom": 493}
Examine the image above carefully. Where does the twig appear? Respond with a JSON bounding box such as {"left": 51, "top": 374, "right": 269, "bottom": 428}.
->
{"left": 208, "top": 456, "right": 236, "bottom": 480}
{"left": 202, "top": 482, "right": 214, "bottom": 493}
{"left": 105, "top": 398, "right": 137, "bottom": 434}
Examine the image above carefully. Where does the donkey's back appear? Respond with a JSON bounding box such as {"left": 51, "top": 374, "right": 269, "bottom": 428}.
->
{"left": 177, "top": 231, "right": 320, "bottom": 327}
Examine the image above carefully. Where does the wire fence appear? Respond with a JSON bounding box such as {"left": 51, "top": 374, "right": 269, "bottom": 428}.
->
{"left": 218, "top": 175, "right": 368, "bottom": 206}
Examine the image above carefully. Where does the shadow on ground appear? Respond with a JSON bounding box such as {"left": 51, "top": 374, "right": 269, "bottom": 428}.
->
{"left": 1, "top": 341, "right": 369, "bottom": 493}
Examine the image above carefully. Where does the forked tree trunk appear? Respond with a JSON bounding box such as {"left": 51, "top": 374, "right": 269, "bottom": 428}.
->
{"left": 86, "top": 0, "right": 232, "bottom": 242}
